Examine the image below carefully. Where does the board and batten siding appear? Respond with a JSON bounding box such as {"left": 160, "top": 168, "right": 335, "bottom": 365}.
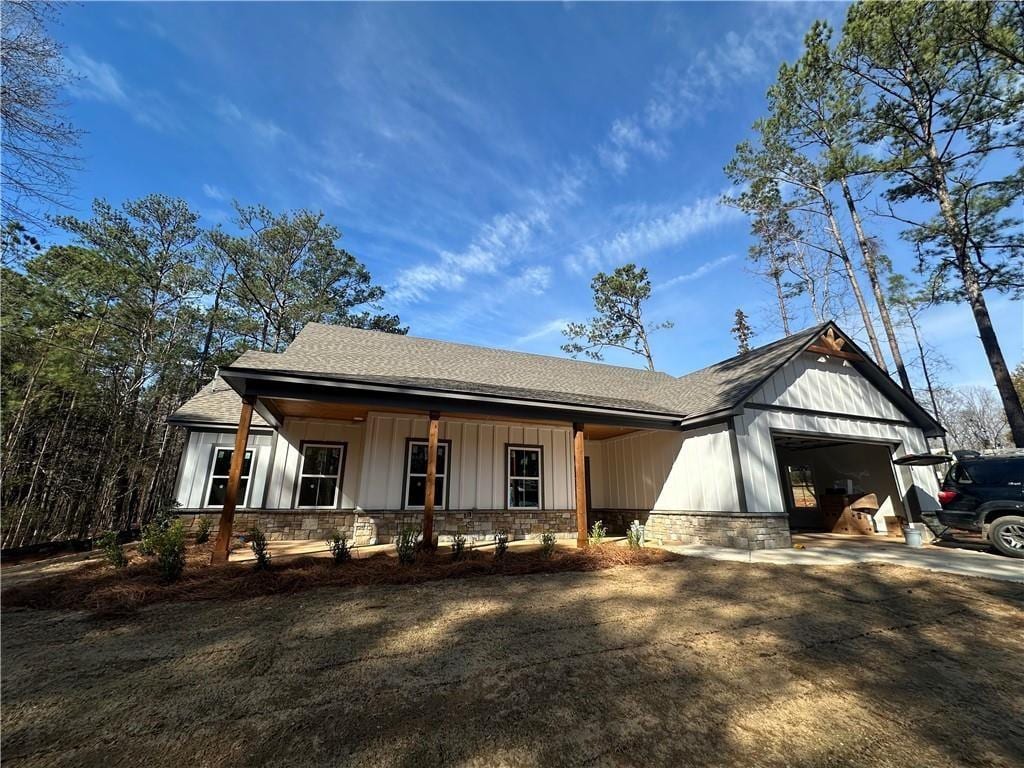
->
{"left": 175, "top": 430, "right": 274, "bottom": 509}
{"left": 358, "top": 412, "right": 575, "bottom": 510}
{"left": 749, "top": 351, "right": 906, "bottom": 421}
{"left": 263, "top": 418, "right": 365, "bottom": 509}
{"left": 585, "top": 423, "right": 738, "bottom": 512}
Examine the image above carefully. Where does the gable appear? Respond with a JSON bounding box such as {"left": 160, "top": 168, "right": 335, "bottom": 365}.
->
{"left": 747, "top": 350, "right": 908, "bottom": 422}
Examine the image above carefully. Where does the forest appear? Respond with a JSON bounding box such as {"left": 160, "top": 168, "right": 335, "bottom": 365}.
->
{"left": 1, "top": 1, "right": 1022, "bottom": 549}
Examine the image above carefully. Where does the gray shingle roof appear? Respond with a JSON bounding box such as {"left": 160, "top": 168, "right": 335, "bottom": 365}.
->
{"left": 169, "top": 321, "right": 828, "bottom": 426}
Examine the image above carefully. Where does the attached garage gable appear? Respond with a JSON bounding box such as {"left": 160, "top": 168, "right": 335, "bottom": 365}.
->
{"left": 748, "top": 351, "right": 907, "bottom": 424}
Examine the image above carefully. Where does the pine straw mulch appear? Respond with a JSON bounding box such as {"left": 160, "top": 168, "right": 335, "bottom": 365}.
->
{"left": 1, "top": 543, "right": 683, "bottom": 616}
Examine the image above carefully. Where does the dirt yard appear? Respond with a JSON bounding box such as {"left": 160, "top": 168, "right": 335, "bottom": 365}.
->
{"left": 3, "top": 558, "right": 1023, "bottom": 768}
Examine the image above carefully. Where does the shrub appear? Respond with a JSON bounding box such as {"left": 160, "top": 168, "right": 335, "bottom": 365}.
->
{"left": 249, "top": 527, "right": 271, "bottom": 570}
{"left": 588, "top": 520, "right": 607, "bottom": 546}
{"left": 451, "top": 531, "right": 467, "bottom": 561}
{"left": 326, "top": 529, "right": 352, "bottom": 564}
{"left": 97, "top": 531, "right": 127, "bottom": 568}
{"left": 395, "top": 527, "right": 419, "bottom": 564}
{"left": 152, "top": 519, "right": 187, "bottom": 582}
{"left": 626, "top": 520, "right": 645, "bottom": 550}
{"left": 138, "top": 508, "right": 173, "bottom": 556}
{"left": 195, "top": 516, "right": 213, "bottom": 544}
{"left": 493, "top": 529, "right": 509, "bottom": 559}
{"left": 539, "top": 531, "right": 557, "bottom": 558}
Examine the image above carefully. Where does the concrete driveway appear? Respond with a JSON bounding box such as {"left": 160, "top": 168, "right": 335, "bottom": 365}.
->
{"left": 662, "top": 532, "right": 1024, "bottom": 583}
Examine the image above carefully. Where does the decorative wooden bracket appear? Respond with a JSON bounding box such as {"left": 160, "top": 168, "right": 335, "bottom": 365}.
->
{"left": 807, "top": 328, "right": 864, "bottom": 361}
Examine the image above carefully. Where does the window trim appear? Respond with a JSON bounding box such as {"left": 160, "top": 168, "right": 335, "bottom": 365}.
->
{"left": 402, "top": 437, "right": 452, "bottom": 511}
{"left": 505, "top": 443, "right": 544, "bottom": 510}
{"left": 293, "top": 440, "right": 347, "bottom": 510}
{"left": 204, "top": 445, "right": 255, "bottom": 509}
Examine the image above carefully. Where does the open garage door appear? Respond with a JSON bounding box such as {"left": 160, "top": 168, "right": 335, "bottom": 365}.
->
{"left": 773, "top": 434, "right": 906, "bottom": 535}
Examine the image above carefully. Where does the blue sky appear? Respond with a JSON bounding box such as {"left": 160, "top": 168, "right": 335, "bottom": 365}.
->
{"left": 53, "top": 1, "right": 1020, "bottom": 387}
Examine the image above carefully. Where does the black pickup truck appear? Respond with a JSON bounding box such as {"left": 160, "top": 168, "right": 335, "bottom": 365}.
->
{"left": 937, "top": 453, "right": 1024, "bottom": 558}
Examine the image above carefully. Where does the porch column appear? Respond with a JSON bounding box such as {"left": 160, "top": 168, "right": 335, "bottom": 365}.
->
{"left": 211, "top": 395, "right": 255, "bottom": 564}
{"left": 573, "top": 422, "right": 587, "bottom": 548}
{"left": 422, "top": 410, "right": 441, "bottom": 548}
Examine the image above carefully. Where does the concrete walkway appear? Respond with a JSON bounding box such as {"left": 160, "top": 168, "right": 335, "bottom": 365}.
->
{"left": 661, "top": 532, "right": 1023, "bottom": 583}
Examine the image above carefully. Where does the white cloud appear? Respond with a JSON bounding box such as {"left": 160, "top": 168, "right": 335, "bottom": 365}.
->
{"left": 215, "top": 97, "right": 285, "bottom": 143}
{"left": 390, "top": 171, "right": 583, "bottom": 303}
{"left": 65, "top": 49, "right": 181, "bottom": 132}
{"left": 514, "top": 317, "right": 570, "bottom": 346}
{"left": 657, "top": 254, "right": 737, "bottom": 290}
{"left": 304, "top": 172, "right": 346, "bottom": 207}
{"left": 202, "top": 183, "right": 228, "bottom": 202}
{"left": 66, "top": 51, "right": 128, "bottom": 104}
{"left": 566, "top": 193, "right": 744, "bottom": 273}
{"left": 518, "top": 265, "right": 552, "bottom": 295}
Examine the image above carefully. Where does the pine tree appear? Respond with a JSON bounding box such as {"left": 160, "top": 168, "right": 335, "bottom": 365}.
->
{"left": 731, "top": 309, "right": 754, "bottom": 354}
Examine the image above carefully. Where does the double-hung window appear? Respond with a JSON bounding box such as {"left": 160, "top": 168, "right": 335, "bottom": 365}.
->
{"left": 404, "top": 440, "right": 448, "bottom": 509}
{"left": 206, "top": 447, "right": 253, "bottom": 507}
{"left": 297, "top": 443, "right": 344, "bottom": 508}
{"left": 507, "top": 445, "right": 542, "bottom": 509}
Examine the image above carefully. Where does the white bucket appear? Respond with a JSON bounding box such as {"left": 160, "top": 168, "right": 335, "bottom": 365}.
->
{"left": 903, "top": 525, "right": 923, "bottom": 548}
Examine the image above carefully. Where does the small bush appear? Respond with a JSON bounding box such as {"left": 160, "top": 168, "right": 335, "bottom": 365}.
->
{"left": 326, "top": 530, "right": 352, "bottom": 564}
{"left": 249, "top": 527, "right": 271, "bottom": 570}
{"left": 395, "top": 527, "right": 419, "bottom": 564}
{"left": 195, "top": 516, "right": 213, "bottom": 544}
{"left": 588, "top": 520, "right": 607, "bottom": 546}
{"left": 451, "top": 531, "right": 467, "bottom": 561}
{"left": 493, "top": 529, "right": 509, "bottom": 559}
{"left": 539, "top": 531, "right": 556, "bottom": 558}
{"left": 138, "top": 508, "right": 173, "bottom": 556}
{"left": 152, "top": 519, "right": 186, "bottom": 582}
{"left": 97, "top": 531, "right": 127, "bottom": 568}
{"left": 626, "top": 520, "right": 645, "bottom": 550}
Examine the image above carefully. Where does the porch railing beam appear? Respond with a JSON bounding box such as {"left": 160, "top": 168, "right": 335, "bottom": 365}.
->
{"left": 422, "top": 410, "right": 441, "bottom": 548}
{"left": 573, "top": 422, "right": 587, "bottom": 548}
{"left": 211, "top": 394, "right": 255, "bottom": 564}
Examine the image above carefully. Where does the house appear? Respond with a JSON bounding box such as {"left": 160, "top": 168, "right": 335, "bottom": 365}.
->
{"left": 169, "top": 320, "right": 945, "bottom": 561}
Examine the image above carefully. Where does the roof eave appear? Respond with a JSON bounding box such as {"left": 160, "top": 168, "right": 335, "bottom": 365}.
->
{"left": 218, "top": 366, "right": 686, "bottom": 431}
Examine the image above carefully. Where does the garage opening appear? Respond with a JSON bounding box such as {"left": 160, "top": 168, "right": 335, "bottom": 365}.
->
{"left": 773, "top": 434, "right": 906, "bottom": 536}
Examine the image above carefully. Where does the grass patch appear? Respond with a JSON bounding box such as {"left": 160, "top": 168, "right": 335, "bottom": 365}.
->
{"left": 2, "top": 542, "right": 682, "bottom": 616}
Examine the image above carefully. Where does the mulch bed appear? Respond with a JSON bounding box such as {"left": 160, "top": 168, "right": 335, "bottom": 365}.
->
{"left": 1, "top": 543, "right": 683, "bottom": 616}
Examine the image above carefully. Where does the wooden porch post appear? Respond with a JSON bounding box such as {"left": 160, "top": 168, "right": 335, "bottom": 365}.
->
{"left": 422, "top": 410, "right": 441, "bottom": 548}
{"left": 211, "top": 395, "right": 255, "bottom": 564}
{"left": 573, "top": 423, "right": 587, "bottom": 548}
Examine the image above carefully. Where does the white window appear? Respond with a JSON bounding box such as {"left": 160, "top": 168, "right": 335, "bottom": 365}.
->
{"left": 296, "top": 443, "right": 344, "bottom": 508}
{"left": 404, "top": 440, "right": 448, "bottom": 510}
{"left": 206, "top": 447, "right": 253, "bottom": 507}
{"left": 507, "top": 445, "right": 542, "bottom": 509}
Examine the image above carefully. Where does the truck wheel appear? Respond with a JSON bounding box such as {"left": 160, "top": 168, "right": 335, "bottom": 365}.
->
{"left": 988, "top": 516, "right": 1024, "bottom": 559}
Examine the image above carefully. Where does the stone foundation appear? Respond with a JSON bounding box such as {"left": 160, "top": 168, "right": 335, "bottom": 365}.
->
{"left": 643, "top": 511, "right": 791, "bottom": 550}
{"left": 178, "top": 509, "right": 577, "bottom": 545}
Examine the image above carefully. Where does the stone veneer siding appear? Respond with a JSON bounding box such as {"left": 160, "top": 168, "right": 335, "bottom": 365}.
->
{"left": 178, "top": 509, "right": 576, "bottom": 545}
{"left": 591, "top": 509, "right": 791, "bottom": 551}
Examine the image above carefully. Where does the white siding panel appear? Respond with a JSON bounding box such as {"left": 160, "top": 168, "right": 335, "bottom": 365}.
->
{"left": 359, "top": 413, "right": 573, "bottom": 510}
{"left": 177, "top": 430, "right": 273, "bottom": 509}
{"left": 592, "top": 424, "right": 737, "bottom": 512}
{"left": 261, "top": 419, "right": 365, "bottom": 509}
{"left": 752, "top": 351, "right": 906, "bottom": 421}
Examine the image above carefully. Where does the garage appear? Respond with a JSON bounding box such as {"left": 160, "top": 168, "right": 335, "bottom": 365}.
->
{"left": 773, "top": 434, "right": 907, "bottom": 536}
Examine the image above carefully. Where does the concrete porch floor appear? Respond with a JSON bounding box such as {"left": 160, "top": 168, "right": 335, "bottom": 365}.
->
{"left": 661, "top": 532, "right": 1023, "bottom": 583}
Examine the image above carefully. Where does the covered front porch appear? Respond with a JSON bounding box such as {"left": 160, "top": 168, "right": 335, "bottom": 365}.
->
{"left": 194, "top": 364, "right": 684, "bottom": 562}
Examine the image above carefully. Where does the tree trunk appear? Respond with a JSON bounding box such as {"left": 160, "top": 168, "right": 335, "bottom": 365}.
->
{"left": 838, "top": 178, "right": 913, "bottom": 393}
{"left": 924, "top": 142, "right": 1024, "bottom": 446}
{"left": 822, "top": 197, "right": 887, "bottom": 366}
{"left": 771, "top": 267, "right": 791, "bottom": 335}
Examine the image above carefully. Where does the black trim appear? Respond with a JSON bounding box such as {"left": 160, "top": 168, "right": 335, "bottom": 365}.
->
{"left": 728, "top": 417, "right": 749, "bottom": 513}
{"left": 292, "top": 440, "right": 348, "bottom": 510}
{"left": 219, "top": 368, "right": 684, "bottom": 430}
{"left": 402, "top": 437, "right": 453, "bottom": 511}
{"left": 745, "top": 401, "right": 913, "bottom": 428}
{"left": 169, "top": 422, "right": 275, "bottom": 435}
{"left": 505, "top": 443, "right": 544, "bottom": 511}
{"left": 204, "top": 444, "right": 255, "bottom": 509}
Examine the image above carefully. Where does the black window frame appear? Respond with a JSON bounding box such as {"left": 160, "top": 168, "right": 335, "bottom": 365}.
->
{"left": 402, "top": 437, "right": 452, "bottom": 511}
{"left": 505, "top": 443, "right": 544, "bottom": 510}
{"left": 293, "top": 440, "right": 347, "bottom": 509}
